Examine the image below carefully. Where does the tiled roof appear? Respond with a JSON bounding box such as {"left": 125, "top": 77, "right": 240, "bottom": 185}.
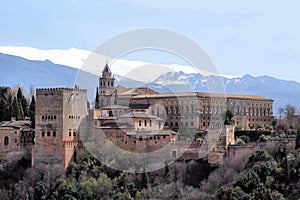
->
{"left": 126, "top": 129, "right": 177, "bottom": 136}
{"left": 0, "top": 120, "right": 31, "bottom": 129}
{"left": 130, "top": 92, "right": 272, "bottom": 100}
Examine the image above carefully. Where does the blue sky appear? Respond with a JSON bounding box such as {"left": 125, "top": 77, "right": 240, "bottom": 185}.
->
{"left": 1, "top": 0, "right": 300, "bottom": 81}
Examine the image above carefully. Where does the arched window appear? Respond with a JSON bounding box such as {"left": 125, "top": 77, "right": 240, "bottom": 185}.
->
{"left": 4, "top": 136, "right": 9, "bottom": 145}
{"left": 109, "top": 111, "right": 113, "bottom": 117}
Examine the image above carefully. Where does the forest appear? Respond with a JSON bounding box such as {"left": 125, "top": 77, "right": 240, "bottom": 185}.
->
{"left": 0, "top": 138, "right": 300, "bottom": 200}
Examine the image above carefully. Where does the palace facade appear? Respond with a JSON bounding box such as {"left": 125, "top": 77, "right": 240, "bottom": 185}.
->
{"left": 97, "top": 63, "right": 274, "bottom": 135}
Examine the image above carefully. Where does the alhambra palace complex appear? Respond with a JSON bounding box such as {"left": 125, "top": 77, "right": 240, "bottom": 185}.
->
{"left": 0, "top": 63, "right": 280, "bottom": 171}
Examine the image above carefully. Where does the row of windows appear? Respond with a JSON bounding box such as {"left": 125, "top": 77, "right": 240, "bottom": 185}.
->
{"left": 164, "top": 100, "right": 229, "bottom": 105}
{"left": 127, "top": 135, "right": 166, "bottom": 140}
{"left": 119, "top": 140, "right": 161, "bottom": 145}
{"left": 163, "top": 100, "right": 271, "bottom": 107}
{"left": 138, "top": 120, "right": 153, "bottom": 127}
{"left": 248, "top": 118, "right": 271, "bottom": 122}
{"left": 100, "top": 81, "right": 114, "bottom": 87}
{"left": 42, "top": 115, "right": 57, "bottom": 120}
{"left": 41, "top": 131, "right": 56, "bottom": 137}
{"left": 167, "top": 121, "right": 196, "bottom": 127}
{"left": 68, "top": 115, "right": 80, "bottom": 119}
{"left": 68, "top": 129, "right": 78, "bottom": 137}
{"left": 165, "top": 106, "right": 196, "bottom": 114}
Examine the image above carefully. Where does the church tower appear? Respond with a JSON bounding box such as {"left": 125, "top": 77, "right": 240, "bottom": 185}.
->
{"left": 99, "top": 63, "right": 115, "bottom": 108}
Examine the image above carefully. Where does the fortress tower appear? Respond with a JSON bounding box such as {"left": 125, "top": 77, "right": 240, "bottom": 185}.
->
{"left": 99, "top": 63, "right": 115, "bottom": 108}
{"left": 33, "top": 88, "right": 88, "bottom": 170}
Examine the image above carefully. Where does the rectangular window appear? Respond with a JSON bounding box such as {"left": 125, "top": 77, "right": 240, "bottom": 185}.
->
{"left": 150, "top": 120, "right": 152, "bottom": 127}
{"left": 42, "top": 132, "right": 45, "bottom": 137}
{"left": 47, "top": 131, "right": 51, "bottom": 137}
{"left": 53, "top": 131, "right": 56, "bottom": 137}
{"left": 69, "top": 129, "right": 72, "bottom": 136}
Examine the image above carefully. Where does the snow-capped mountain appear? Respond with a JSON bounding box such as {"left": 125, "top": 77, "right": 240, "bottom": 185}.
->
{"left": 0, "top": 46, "right": 238, "bottom": 82}
{"left": 0, "top": 46, "right": 299, "bottom": 113}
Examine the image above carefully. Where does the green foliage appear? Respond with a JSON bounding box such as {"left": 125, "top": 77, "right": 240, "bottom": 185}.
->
{"left": 224, "top": 109, "right": 234, "bottom": 125}
{"left": 29, "top": 95, "right": 35, "bottom": 128}
{"left": 235, "top": 124, "right": 243, "bottom": 130}
{"left": 217, "top": 186, "right": 249, "bottom": 200}
{"left": 2, "top": 143, "right": 300, "bottom": 199}
{"left": 238, "top": 135, "right": 250, "bottom": 143}
{"left": 248, "top": 150, "right": 271, "bottom": 163}
{"left": 95, "top": 87, "right": 100, "bottom": 109}
{"left": 17, "top": 87, "right": 29, "bottom": 117}
{"left": 12, "top": 97, "right": 23, "bottom": 120}
{"left": 0, "top": 87, "right": 13, "bottom": 121}
{"left": 235, "top": 138, "right": 246, "bottom": 145}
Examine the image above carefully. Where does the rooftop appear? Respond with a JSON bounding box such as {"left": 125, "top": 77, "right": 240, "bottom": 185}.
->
{"left": 0, "top": 120, "right": 31, "bottom": 129}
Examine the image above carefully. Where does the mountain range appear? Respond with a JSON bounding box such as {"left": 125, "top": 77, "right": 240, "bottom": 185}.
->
{"left": 0, "top": 46, "right": 300, "bottom": 114}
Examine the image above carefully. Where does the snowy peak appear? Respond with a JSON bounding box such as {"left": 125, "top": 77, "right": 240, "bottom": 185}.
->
{"left": 0, "top": 46, "right": 90, "bottom": 69}
{"left": 0, "top": 46, "right": 238, "bottom": 82}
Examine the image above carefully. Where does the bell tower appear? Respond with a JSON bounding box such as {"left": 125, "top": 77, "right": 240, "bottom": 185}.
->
{"left": 99, "top": 63, "right": 115, "bottom": 108}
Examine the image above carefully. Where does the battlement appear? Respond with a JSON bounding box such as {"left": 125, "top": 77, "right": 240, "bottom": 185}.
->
{"left": 36, "top": 87, "right": 87, "bottom": 94}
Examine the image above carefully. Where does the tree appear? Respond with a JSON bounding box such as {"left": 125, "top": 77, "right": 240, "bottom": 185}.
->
{"left": 277, "top": 122, "right": 290, "bottom": 134}
{"left": 17, "top": 87, "right": 28, "bottom": 117}
{"left": 285, "top": 104, "right": 297, "bottom": 128}
{"left": 278, "top": 107, "right": 284, "bottom": 123}
{"left": 0, "top": 99, "right": 5, "bottom": 122}
{"left": 12, "top": 97, "right": 23, "bottom": 120}
{"left": 95, "top": 87, "right": 100, "bottom": 109}
{"left": 224, "top": 109, "right": 234, "bottom": 125}
{"left": 29, "top": 95, "right": 35, "bottom": 128}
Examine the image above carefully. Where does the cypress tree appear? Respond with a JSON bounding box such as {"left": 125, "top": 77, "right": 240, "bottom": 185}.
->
{"left": 17, "top": 87, "right": 28, "bottom": 117}
{"left": 0, "top": 99, "right": 5, "bottom": 122}
{"left": 95, "top": 87, "right": 100, "bottom": 109}
{"left": 12, "top": 97, "right": 23, "bottom": 120}
{"left": 29, "top": 95, "right": 36, "bottom": 128}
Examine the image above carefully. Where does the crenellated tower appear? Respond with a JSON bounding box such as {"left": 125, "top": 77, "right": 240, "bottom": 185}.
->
{"left": 33, "top": 88, "right": 88, "bottom": 170}
{"left": 99, "top": 63, "right": 115, "bottom": 108}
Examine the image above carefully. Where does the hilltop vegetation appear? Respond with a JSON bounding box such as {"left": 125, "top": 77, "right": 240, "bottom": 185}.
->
{"left": 1, "top": 138, "right": 300, "bottom": 200}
